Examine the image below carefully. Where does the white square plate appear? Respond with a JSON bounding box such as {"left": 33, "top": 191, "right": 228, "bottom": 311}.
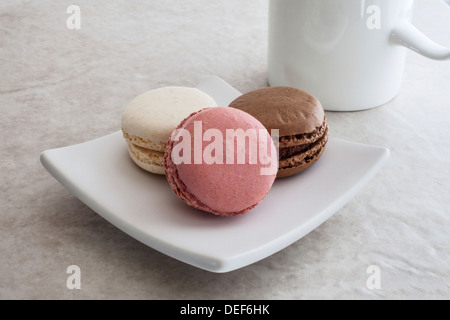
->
{"left": 40, "top": 76, "right": 390, "bottom": 273}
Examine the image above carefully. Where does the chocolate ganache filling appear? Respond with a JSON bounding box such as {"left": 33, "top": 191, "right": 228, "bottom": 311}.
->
{"left": 279, "top": 143, "right": 312, "bottom": 160}
{"left": 278, "top": 119, "right": 328, "bottom": 160}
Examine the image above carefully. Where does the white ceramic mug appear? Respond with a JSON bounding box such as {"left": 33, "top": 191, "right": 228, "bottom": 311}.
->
{"left": 268, "top": 0, "right": 450, "bottom": 111}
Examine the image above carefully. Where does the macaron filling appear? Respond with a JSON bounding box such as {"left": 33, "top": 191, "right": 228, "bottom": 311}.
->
{"left": 279, "top": 131, "right": 328, "bottom": 169}
{"left": 278, "top": 117, "right": 329, "bottom": 172}
{"left": 279, "top": 119, "right": 328, "bottom": 160}
{"left": 279, "top": 143, "right": 313, "bottom": 160}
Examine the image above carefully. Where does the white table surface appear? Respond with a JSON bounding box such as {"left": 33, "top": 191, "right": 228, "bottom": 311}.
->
{"left": 1, "top": 0, "right": 449, "bottom": 300}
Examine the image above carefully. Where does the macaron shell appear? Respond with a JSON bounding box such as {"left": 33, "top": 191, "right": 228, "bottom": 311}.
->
{"left": 165, "top": 107, "right": 277, "bottom": 216}
{"left": 229, "top": 86, "right": 324, "bottom": 137}
{"left": 177, "top": 157, "right": 273, "bottom": 215}
{"left": 230, "top": 86, "right": 329, "bottom": 179}
{"left": 122, "top": 86, "right": 218, "bottom": 144}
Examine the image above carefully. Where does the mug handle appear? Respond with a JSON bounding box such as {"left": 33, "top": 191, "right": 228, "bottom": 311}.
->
{"left": 391, "top": 2, "right": 450, "bottom": 60}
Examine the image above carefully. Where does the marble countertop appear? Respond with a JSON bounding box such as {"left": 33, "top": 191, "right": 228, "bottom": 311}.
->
{"left": 1, "top": 0, "right": 450, "bottom": 300}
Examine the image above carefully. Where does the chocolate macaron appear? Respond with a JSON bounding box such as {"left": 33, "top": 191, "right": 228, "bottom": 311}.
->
{"left": 229, "top": 86, "right": 329, "bottom": 178}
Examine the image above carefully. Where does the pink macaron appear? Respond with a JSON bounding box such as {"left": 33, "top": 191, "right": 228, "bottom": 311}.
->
{"left": 164, "top": 107, "right": 278, "bottom": 216}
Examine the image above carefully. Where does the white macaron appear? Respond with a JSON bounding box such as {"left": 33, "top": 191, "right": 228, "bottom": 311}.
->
{"left": 122, "top": 86, "right": 217, "bottom": 174}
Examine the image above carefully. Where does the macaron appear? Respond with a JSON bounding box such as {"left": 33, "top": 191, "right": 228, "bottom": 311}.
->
{"left": 121, "top": 86, "right": 217, "bottom": 174}
{"left": 229, "top": 86, "right": 329, "bottom": 178}
{"left": 164, "top": 107, "right": 278, "bottom": 216}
